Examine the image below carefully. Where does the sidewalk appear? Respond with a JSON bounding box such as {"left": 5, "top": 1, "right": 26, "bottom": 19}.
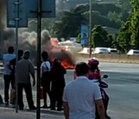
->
{"left": 0, "top": 66, "right": 65, "bottom": 119}
{"left": 0, "top": 88, "right": 64, "bottom": 119}
{"left": 0, "top": 104, "right": 64, "bottom": 119}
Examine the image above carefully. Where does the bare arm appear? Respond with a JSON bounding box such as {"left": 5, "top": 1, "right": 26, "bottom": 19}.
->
{"left": 96, "top": 99, "right": 105, "bottom": 119}
{"left": 63, "top": 102, "right": 69, "bottom": 119}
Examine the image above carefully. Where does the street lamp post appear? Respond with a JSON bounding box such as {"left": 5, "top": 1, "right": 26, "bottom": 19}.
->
{"left": 36, "top": 0, "right": 42, "bottom": 119}
{"left": 89, "top": 0, "right": 92, "bottom": 58}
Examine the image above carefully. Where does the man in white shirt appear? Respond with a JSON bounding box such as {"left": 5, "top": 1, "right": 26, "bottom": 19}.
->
{"left": 40, "top": 51, "right": 51, "bottom": 108}
{"left": 63, "top": 62, "right": 105, "bottom": 119}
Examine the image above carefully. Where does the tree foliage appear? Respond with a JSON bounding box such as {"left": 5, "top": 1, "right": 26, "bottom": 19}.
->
{"left": 52, "top": 3, "right": 125, "bottom": 39}
{"left": 117, "top": 0, "right": 131, "bottom": 12}
{"left": 52, "top": 5, "right": 87, "bottom": 39}
{"left": 92, "top": 3, "right": 121, "bottom": 16}
{"left": 92, "top": 25, "right": 113, "bottom": 47}
{"left": 116, "top": 0, "right": 139, "bottom": 53}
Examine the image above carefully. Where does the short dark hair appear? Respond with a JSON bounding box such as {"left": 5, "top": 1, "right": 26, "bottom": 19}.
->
{"left": 18, "top": 49, "right": 24, "bottom": 60}
{"left": 41, "top": 51, "right": 48, "bottom": 61}
{"left": 8, "top": 46, "right": 14, "bottom": 53}
{"left": 75, "top": 62, "right": 89, "bottom": 76}
{"left": 23, "top": 50, "right": 30, "bottom": 59}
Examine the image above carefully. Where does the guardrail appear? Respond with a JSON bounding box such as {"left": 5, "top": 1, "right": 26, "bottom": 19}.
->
{"left": 76, "top": 53, "right": 139, "bottom": 64}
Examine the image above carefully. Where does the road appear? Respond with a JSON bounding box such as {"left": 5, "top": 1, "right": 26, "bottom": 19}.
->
{"left": 0, "top": 62, "right": 139, "bottom": 119}
{"left": 65, "top": 62, "right": 139, "bottom": 119}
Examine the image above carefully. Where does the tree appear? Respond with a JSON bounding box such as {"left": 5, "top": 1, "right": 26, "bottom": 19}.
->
{"left": 117, "top": 0, "right": 131, "bottom": 12}
{"left": 91, "top": 25, "right": 113, "bottom": 47}
{"left": 52, "top": 5, "right": 87, "bottom": 39}
{"left": 52, "top": 3, "right": 125, "bottom": 39}
{"left": 116, "top": 0, "right": 139, "bottom": 53}
{"left": 107, "top": 11, "right": 121, "bottom": 23}
{"left": 116, "top": 21, "right": 131, "bottom": 53}
{"left": 130, "top": 0, "right": 139, "bottom": 49}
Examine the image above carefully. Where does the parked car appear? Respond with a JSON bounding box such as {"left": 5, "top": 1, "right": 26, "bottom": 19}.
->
{"left": 94, "top": 47, "right": 110, "bottom": 54}
{"left": 127, "top": 49, "right": 139, "bottom": 55}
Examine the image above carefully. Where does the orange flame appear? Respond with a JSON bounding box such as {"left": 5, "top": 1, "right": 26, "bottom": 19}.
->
{"left": 48, "top": 38, "right": 75, "bottom": 69}
{"left": 61, "top": 59, "right": 75, "bottom": 69}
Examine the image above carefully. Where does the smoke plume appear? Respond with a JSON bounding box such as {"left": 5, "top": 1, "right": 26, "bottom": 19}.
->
{"left": 0, "top": 0, "right": 75, "bottom": 67}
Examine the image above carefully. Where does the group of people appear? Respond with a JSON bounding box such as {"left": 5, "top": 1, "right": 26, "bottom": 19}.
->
{"left": 63, "top": 58, "right": 111, "bottom": 119}
{"left": 40, "top": 51, "right": 66, "bottom": 111}
{"left": 2, "top": 46, "right": 67, "bottom": 111}
{"left": 3, "top": 46, "right": 36, "bottom": 110}
{"left": 2, "top": 46, "right": 111, "bottom": 119}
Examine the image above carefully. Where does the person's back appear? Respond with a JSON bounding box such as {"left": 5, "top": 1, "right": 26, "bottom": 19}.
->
{"left": 51, "top": 58, "right": 66, "bottom": 83}
{"left": 64, "top": 77, "right": 101, "bottom": 119}
{"left": 2, "top": 46, "right": 16, "bottom": 105}
{"left": 16, "top": 59, "right": 34, "bottom": 84}
{"left": 3, "top": 46, "right": 16, "bottom": 75}
{"left": 51, "top": 58, "right": 66, "bottom": 111}
{"left": 40, "top": 51, "right": 51, "bottom": 108}
{"left": 15, "top": 50, "right": 36, "bottom": 110}
{"left": 63, "top": 62, "right": 105, "bottom": 119}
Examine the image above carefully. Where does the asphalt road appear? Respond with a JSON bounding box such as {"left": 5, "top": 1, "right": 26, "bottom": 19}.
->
{"left": 0, "top": 62, "right": 139, "bottom": 119}
{"left": 65, "top": 62, "right": 139, "bottom": 119}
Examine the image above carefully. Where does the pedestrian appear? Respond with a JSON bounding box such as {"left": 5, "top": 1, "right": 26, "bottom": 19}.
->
{"left": 15, "top": 50, "right": 36, "bottom": 110}
{"left": 9, "top": 49, "right": 24, "bottom": 78}
{"left": 51, "top": 58, "right": 66, "bottom": 111}
{"left": 40, "top": 51, "right": 51, "bottom": 108}
{"left": 9, "top": 49, "right": 24, "bottom": 105}
{"left": 3, "top": 46, "right": 16, "bottom": 106}
{"left": 63, "top": 62, "right": 105, "bottom": 119}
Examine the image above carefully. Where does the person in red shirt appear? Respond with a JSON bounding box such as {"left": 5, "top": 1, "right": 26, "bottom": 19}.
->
{"left": 88, "top": 57, "right": 101, "bottom": 80}
{"left": 88, "top": 57, "right": 111, "bottom": 119}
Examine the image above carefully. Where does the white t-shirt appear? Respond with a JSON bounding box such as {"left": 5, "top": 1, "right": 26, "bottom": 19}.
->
{"left": 41, "top": 61, "right": 51, "bottom": 72}
{"left": 63, "top": 76, "right": 102, "bottom": 119}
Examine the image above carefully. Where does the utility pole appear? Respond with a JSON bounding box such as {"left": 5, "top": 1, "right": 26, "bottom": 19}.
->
{"left": 15, "top": 0, "right": 20, "bottom": 113}
{"left": 36, "top": 0, "right": 42, "bottom": 119}
{"left": 89, "top": 0, "right": 92, "bottom": 58}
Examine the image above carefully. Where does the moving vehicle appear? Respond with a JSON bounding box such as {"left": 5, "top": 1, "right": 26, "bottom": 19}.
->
{"left": 96, "top": 75, "right": 111, "bottom": 119}
{"left": 108, "top": 48, "right": 119, "bottom": 54}
{"left": 127, "top": 49, "right": 139, "bottom": 55}
{"left": 94, "top": 47, "right": 110, "bottom": 54}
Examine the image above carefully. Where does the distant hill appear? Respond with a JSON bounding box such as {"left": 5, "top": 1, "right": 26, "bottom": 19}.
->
{"left": 62, "top": 0, "right": 118, "bottom": 11}
{"left": 102, "top": 26, "right": 118, "bottom": 36}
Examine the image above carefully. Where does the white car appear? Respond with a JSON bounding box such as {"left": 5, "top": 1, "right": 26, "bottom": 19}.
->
{"left": 108, "top": 48, "right": 119, "bottom": 54}
{"left": 78, "top": 47, "right": 94, "bottom": 54}
{"left": 127, "top": 49, "right": 139, "bottom": 55}
{"left": 78, "top": 47, "right": 90, "bottom": 54}
{"left": 94, "top": 47, "right": 110, "bottom": 54}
